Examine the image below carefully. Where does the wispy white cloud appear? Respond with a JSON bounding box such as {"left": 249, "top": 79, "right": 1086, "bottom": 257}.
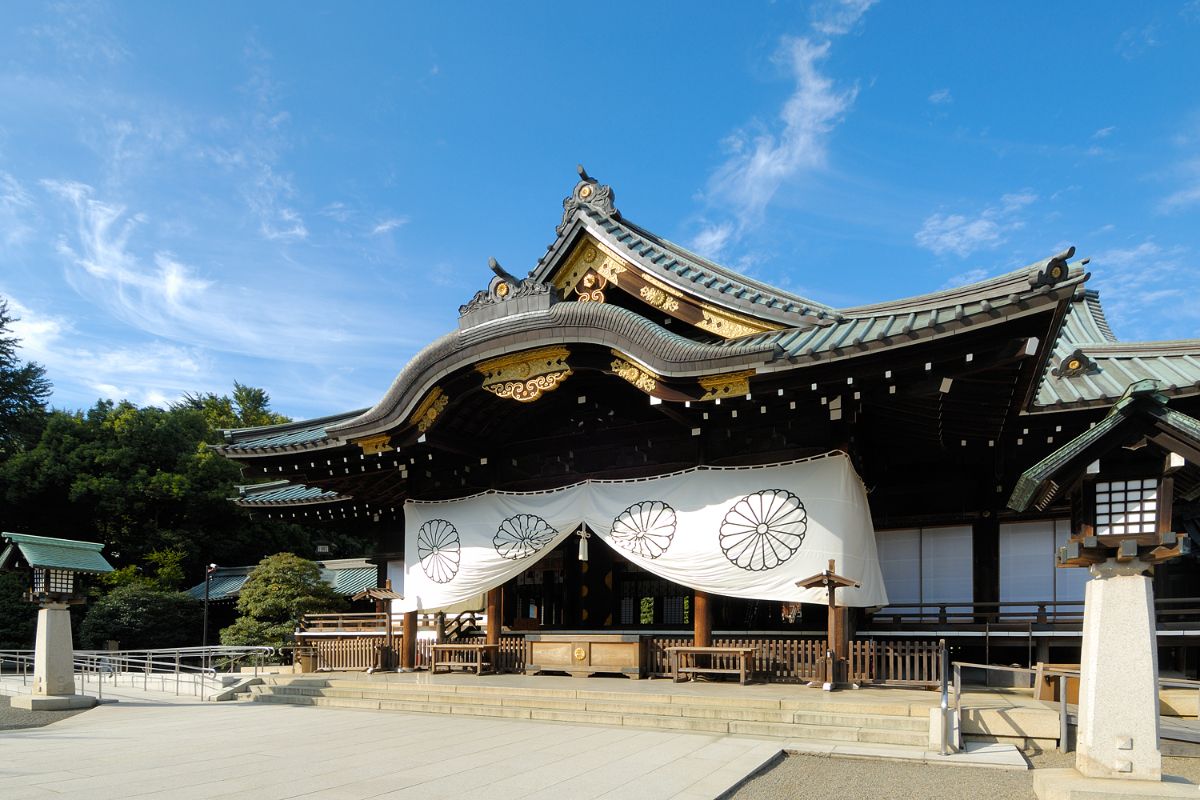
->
{"left": 194, "top": 37, "right": 309, "bottom": 243}
{"left": 928, "top": 88, "right": 953, "bottom": 105}
{"left": 1092, "top": 126, "right": 1116, "bottom": 139}
{"left": 1115, "top": 24, "right": 1159, "bottom": 60}
{"left": 4, "top": 292, "right": 207, "bottom": 408}
{"left": 320, "top": 202, "right": 352, "bottom": 222}
{"left": 25, "top": 0, "right": 130, "bottom": 66}
{"left": 809, "top": 0, "right": 877, "bottom": 35}
{"left": 39, "top": 179, "right": 369, "bottom": 363}
{"left": 1090, "top": 241, "right": 1197, "bottom": 340}
{"left": 690, "top": 222, "right": 735, "bottom": 259}
{"left": 1159, "top": 158, "right": 1200, "bottom": 212}
{"left": 915, "top": 191, "right": 1038, "bottom": 258}
{"left": 691, "top": 2, "right": 873, "bottom": 259}
{"left": 371, "top": 216, "right": 409, "bottom": 236}
{"left": 940, "top": 267, "right": 989, "bottom": 289}
{"left": 0, "top": 172, "right": 35, "bottom": 249}
{"left": 246, "top": 166, "right": 308, "bottom": 241}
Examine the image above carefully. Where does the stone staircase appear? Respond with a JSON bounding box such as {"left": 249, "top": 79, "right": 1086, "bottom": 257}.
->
{"left": 247, "top": 676, "right": 930, "bottom": 746}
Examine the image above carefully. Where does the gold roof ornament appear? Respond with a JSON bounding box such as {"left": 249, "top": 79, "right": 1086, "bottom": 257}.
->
{"left": 697, "top": 370, "right": 755, "bottom": 401}
{"left": 409, "top": 387, "right": 449, "bottom": 433}
{"left": 610, "top": 352, "right": 659, "bottom": 395}
{"left": 353, "top": 434, "right": 394, "bottom": 455}
{"left": 477, "top": 346, "right": 572, "bottom": 403}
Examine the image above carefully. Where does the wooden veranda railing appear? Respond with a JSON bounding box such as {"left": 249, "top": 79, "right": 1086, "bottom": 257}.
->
{"left": 300, "top": 612, "right": 390, "bottom": 633}
{"left": 643, "top": 636, "right": 828, "bottom": 682}
{"left": 298, "top": 629, "right": 942, "bottom": 686}
{"left": 866, "top": 596, "right": 1200, "bottom": 627}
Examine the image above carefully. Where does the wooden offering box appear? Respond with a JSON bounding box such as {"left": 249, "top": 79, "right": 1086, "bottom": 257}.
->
{"left": 524, "top": 633, "right": 644, "bottom": 678}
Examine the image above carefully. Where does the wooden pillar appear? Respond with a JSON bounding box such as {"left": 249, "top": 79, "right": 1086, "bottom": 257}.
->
{"left": 486, "top": 587, "right": 502, "bottom": 646}
{"left": 401, "top": 611, "right": 417, "bottom": 670}
{"left": 693, "top": 589, "right": 712, "bottom": 647}
{"left": 972, "top": 513, "right": 999, "bottom": 624}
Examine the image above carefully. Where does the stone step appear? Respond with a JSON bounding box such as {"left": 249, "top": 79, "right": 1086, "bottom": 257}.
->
{"left": 262, "top": 675, "right": 929, "bottom": 718}
{"left": 792, "top": 709, "right": 928, "bottom": 732}
{"left": 249, "top": 686, "right": 928, "bottom": 745}
{"left": 255, "top": 684, "right": 923, "bottom": 728}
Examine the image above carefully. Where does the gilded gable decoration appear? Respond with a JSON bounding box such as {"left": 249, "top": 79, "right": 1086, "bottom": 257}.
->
{"left": 697, "top": 370, "right": 755, "bottom": 401}
{"left": 698, "top": 311, "right": 761, "bottom": 339}
{"left": 639, "top": 285, "right": 680, "bottom": 313}
{"left": 409, "top": 387, "right": 449, "bottom": 433}
{"left": 575, "top": 272, "right": 608, "bottom": 303}
{"left": 610, "top": 352, "right": 659, "bottom": 395}
{"left": 477, "top": 346, "right": 572, "bottom": 403}
{"left": 353, "top": 434, "right": 394, "bottom": 455}
{"left": 554, "top": 239, "right": 627, "bottom": 299}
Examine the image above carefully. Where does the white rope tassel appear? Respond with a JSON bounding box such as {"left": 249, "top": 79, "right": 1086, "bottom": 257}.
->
{"left": 578, "top": 525, "right": 591, "bottom": 561}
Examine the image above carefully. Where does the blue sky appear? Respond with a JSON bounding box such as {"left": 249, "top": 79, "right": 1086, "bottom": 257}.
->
{"left": 2, "top": 1, "right": 1198, "bottom": 420}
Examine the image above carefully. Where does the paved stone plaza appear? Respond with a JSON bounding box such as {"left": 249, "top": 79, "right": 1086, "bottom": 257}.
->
{"left": 0, "top": 691, "right": 783, "bottom": 799}
{"left": 0, "top": 679, "right": 1031, "bottom": 800}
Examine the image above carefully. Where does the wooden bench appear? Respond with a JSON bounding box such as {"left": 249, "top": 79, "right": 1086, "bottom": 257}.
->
{"left": 430, "top": 643, "right": 500, "bottom": 675}
{"left": 666, "top": 646, "right": 757, "bottom": 685}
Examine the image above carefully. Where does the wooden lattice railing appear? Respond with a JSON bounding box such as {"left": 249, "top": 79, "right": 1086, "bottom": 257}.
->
{"left": 643, "top": 636, "right": 828, "bottom": 682}
{"left": 301, "top": 633, "right": 942, "bottom": 686}
{"left": 311, "top": 637, "right": 384, "bottom": 670}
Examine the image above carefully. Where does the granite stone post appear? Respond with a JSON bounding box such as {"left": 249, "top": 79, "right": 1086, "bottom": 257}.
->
{"left": 1075, "top": 558, "right": 1160, "bottom": 781}
{"left": 11, "top": 603, "right": 97, "bottom": 710}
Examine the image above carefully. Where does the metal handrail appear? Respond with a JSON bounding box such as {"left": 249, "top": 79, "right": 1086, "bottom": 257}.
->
{"left": 937, "top": 639, "right": 950, "bottom": 755}
{"left": 949, "top": 660, "right": 1200, "bottom": 756}
{"left": 0, "top": 646, "right": 274, "bottom": 702}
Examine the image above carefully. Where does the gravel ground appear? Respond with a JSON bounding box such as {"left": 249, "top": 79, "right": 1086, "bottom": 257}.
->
{"left": 729, "top": 751, "right": 1200, "bottom": 800}
{"left": 0, "top": 694, "right": 91, "bottom": 731}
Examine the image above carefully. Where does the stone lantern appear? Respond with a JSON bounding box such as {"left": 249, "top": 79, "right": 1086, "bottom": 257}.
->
{"left": 0, "top": 532, "right": 114, "bottom": 710}
{"left": 1009, "top": 381, "right": 1196, "bottom": 798}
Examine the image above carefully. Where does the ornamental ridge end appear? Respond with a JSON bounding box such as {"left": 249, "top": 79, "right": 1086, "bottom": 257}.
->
{"left": 1051, "top": 347, "right": 1099, "bottom": 379}
{"left": 458, "top": 256, "right": 554, "bottom": 318}
{"left": 558, "top": 163, "right": 618, "bottom": 234}
{"left": 1030, "top": 245, "right": 1075, "bottom": 288}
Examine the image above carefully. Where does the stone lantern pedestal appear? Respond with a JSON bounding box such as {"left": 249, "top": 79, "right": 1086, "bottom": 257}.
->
{"left": 1033, "top": 559, "right": 1196, "bottom": 799}
{"left": 1074, "top": 559, "right": 1159, "bottom": 781}
{"left": 10, "top": 603, "right": 97, "bottom": 710}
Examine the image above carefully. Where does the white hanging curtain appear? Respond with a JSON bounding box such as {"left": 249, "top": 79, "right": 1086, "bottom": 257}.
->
{"left": 396, "top": 452, "right": 888, "bottom": 612}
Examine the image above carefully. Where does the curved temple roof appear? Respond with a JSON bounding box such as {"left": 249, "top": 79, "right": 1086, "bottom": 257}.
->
{"left": 216, "top": 169, "right": 1200, "bottom": 463}
{"left": 1033, "top": 289, "right": 1200, "bottom": 412}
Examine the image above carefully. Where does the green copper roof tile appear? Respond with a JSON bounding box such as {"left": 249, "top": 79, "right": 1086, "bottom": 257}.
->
{"left": 1, "top": 532, "right": 114, "bottom": 573}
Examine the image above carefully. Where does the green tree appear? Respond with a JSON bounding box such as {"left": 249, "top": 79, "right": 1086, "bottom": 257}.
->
{"left": 220, "top": 553, "right": 345, "bottom": 650}
{"left": 0, "top": 298, "right": 51, "bottom": 456}
{"left": 0, "top": 398, "right": 355, "bottom": 580}
{"left": 78, "top": 584, "right": 202, "bottom": 650}
{"left": 176, "top": 381, "right": 290, "bottom": 431}
{"left": 0, "top": 571, "right": 37, "bottom": 648}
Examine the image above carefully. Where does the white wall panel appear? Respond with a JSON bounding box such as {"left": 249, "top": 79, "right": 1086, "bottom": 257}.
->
{"left": 1000, "top": 521, "right": 1055, "bottom": 603}
{"left": 921, "top": 525, "right": 973, "bottom": 604}
{"left": 876, "top": 528, "right": 921, "bottom": 604}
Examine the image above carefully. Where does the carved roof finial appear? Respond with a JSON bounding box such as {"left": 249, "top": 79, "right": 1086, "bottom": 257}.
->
{"left": 1031, "top": 245, "right": 1076, "bottom": 287}
{"left": 559, "top": 163, "right": 618, "bottom": 234}
{"left": 488, "top": 256, "right": 520, "bottom": 285}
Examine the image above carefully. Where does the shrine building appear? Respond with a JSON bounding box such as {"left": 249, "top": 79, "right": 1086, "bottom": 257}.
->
{"left": 214, "top": 167, "right": 1200, "bottom": 678}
